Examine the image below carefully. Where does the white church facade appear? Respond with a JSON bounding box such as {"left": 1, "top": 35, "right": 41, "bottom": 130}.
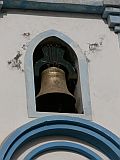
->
{"left": 0, "top": 1, "right": 120, "bottom": 159}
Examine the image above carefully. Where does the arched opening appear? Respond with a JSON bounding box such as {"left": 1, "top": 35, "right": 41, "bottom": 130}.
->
{"left": 33, "top": 36, "right": 82, "bottom": 114}
{"left": 24, "top": 30, "right": 91, "bottom": 119}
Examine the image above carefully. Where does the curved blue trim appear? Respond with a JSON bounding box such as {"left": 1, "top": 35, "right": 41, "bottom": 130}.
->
{"left": 0, "top": 116, "right": 120, "bottom": 160}
{"left": 24, "top": 141, "right": 102, "bottom": 160}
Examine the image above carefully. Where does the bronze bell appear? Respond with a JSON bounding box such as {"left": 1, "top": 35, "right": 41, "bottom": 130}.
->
{"left": 36, "top": 67, "right": 77, "bottom": 113}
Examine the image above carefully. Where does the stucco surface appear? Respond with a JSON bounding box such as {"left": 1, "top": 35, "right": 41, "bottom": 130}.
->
{"left": 0, "top": 11, "right": 120, "bottom": 145}
{"left": 104, "top": 0, "right": 120, "bottom": 6}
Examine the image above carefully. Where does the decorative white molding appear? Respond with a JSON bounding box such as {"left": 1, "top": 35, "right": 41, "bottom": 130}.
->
{"left": 103, "top": 7, "right": 120, "bottom": 18}
{"left": 102, "top": 7, "right": 120, "bottom": 36}
{"left": 108, "top": 15, "right": 120, "bottom": 28}
{"left": 104, "top": 0, "right": 120, "bottom": 7}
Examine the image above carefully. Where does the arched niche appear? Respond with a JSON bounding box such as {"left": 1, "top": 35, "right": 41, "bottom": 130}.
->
{"left": 24, "top": 30, "right": 92, "bottom": 119}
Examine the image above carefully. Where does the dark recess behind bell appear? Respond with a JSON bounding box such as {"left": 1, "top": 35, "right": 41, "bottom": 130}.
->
{"left": 33, "top": 37, "right": 79, "bottom": 114}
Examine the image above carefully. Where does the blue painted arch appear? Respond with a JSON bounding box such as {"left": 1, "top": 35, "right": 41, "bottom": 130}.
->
{"left": 0, "top": 116, "right": 120, "bottom": 160}
{"left": 24, "top": 141, "right": 102, "bottom": 160}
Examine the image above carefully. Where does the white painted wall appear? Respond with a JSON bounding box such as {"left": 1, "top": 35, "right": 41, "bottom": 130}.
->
{"left": 0, "top": 10, "right": 120, "bottom": 149}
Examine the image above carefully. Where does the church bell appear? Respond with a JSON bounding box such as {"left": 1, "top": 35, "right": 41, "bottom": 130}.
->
{"left": 36, "top": 67, "right": 77, "bottom": 113}
{"left": 34, "top": 44, "right": 78, "bottom": 113}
